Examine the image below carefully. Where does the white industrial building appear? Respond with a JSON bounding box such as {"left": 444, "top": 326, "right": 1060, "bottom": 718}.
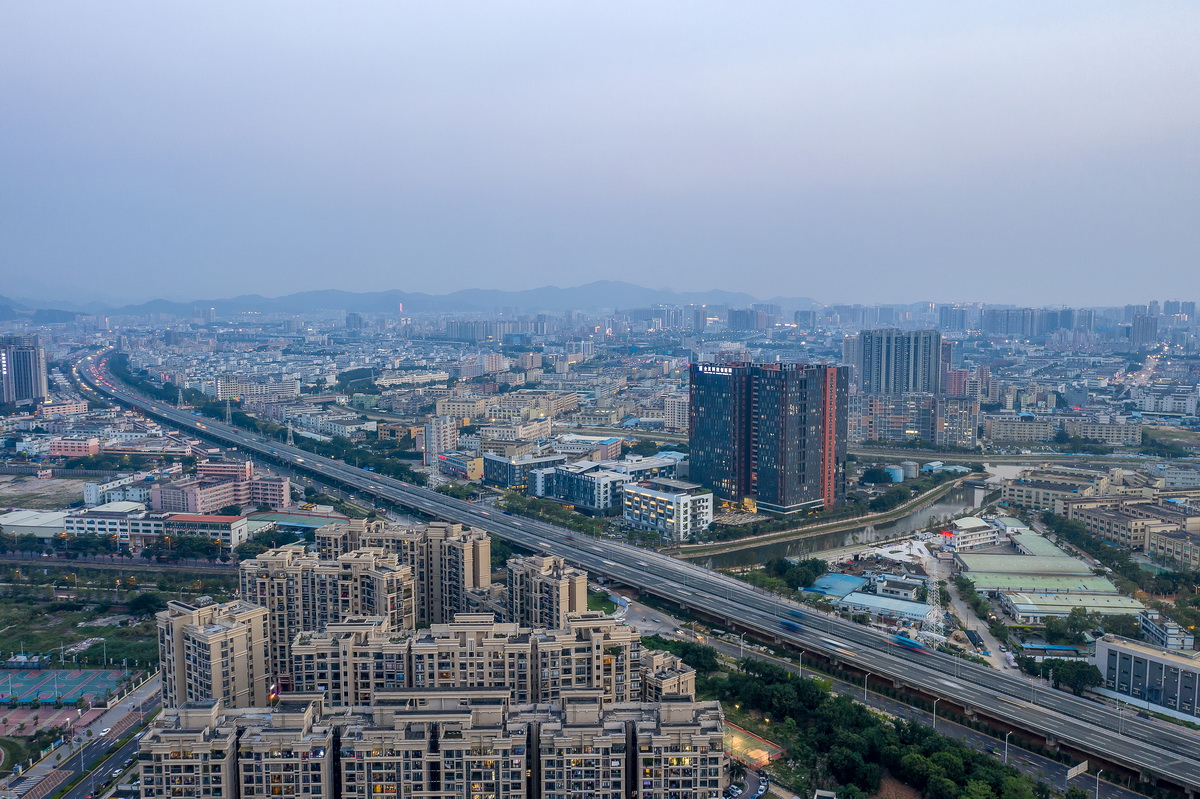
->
{"left": 0, "top": 509, "right": 67, "bottom": 540}
{"left": 621, "top": 479, "right": 713, "bottom": 541}
{"left": 948, "top": 516, "right": 998, "bottom": 550}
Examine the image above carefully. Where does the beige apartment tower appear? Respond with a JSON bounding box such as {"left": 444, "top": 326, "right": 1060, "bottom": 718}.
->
{"left": 156, "top": 598, "right": 271, "bottom": 709}
{"left": 290, "top": 613, "right": 647, "bottom": 707}
{"left": 239, "top": 545, "right": 417, "bottom": 688}
{"left": 316, "top": 520, "right": 491, "bottom": 625}
{"left": 140, "top": 692, "right": 727, "bottom": 799}
{"left": 507, "top": 554, "right": 588, "bottom": 629}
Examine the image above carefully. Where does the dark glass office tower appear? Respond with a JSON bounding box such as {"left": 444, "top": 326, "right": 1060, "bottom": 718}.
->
{"left": 687, "top": 364, "right": 752, "bottom": 503}
{"left": 689, "top": 363, "right": 846, "bottom": 514}
{"left": 0, "top": 335, "right": 48, "bottom": 406}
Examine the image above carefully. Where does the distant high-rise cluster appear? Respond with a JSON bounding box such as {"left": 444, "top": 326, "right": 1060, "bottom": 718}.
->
{"left": 689, "top": 362, "right": 847, "bottom": 514}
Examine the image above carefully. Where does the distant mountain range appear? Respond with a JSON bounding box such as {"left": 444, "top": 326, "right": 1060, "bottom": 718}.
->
{"left": 0, "top": 296, "right": 82, "bottom": 323}
{"left": 2, "top": 282, "right": 819, "bottom": 318}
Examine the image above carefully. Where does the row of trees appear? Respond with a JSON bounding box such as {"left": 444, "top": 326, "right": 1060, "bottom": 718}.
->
{"left": 640, "top": 634, "right": 720, "bottom": 672}
{"left": 642, "top": 634, "right": 1076, "bottom": 799}
{"left": 435, "top": 482, "right": 484, "bottom": 501}
{"left": 706, "top": 654, "right": 1052, "bottom": 799}
{"left": 1042, "top": 607, "right": 1139, "bottom": 645}
{"left": 764, "top": 557, "right": 828, "bottom": 591}
{"left": 954, "top": 575, "right": 992, "bottom": 622}
{"left": 497, "top": 492, "right": 608, "bottom": 536}
{"left": 1138, "top": 429, "right": 1191, "bottom": 459}
{"left": 860, "top": 471, "right": 958, "bottom": 513}
{"left": 1014, "top": 656, "right": 1103, "bottom": 696}
{"left": 1, "top": 521, "right": 310, "bottom": 565}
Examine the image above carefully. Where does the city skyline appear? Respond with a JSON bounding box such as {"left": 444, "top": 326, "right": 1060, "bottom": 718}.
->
{"left": 4, "top": 280, "right": 1199, "bottom": 317}
{"left": 6, "top": 3, "right": 1200, "bottom": 796}
{"left": 4, "top": 2, "right": 1198, "bottom": 306}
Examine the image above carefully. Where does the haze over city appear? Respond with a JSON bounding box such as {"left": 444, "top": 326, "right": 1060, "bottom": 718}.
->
{"left": 4, "top": 2, "right": 1199, "bottom": 306}
{"left": 5, "top": 5, "right": 1200, "bottom": 799}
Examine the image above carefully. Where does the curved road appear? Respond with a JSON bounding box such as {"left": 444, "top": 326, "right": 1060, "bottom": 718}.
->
{"left": 75, "top": 350, "right": 1200, "bottom": 794}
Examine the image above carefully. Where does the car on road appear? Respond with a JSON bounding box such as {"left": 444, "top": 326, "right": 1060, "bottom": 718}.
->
{"left": 100, "top": 727, "right": 112, "bottom": 736}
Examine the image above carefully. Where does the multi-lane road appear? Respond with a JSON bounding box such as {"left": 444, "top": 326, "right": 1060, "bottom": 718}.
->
{"left": 76, "top": 351, "right": 1200, "bottom": 794}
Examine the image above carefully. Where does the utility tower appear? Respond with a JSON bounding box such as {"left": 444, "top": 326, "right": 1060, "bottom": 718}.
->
{"left": 918, "top": 578, "right": 947, "bottom": 645}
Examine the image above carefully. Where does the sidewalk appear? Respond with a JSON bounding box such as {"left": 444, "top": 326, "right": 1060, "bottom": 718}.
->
{"left": 0, "top": 674, "right": 159, "bottom": 798}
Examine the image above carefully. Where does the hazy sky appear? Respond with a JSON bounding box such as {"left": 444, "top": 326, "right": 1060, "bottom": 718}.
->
{"left": 3, "top": 2, "right": 1198, "bottom": 306}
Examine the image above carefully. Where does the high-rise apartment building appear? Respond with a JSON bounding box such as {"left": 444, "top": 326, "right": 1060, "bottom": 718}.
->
{"left": 663, "top": 394, "right": 689, "bottom": 432}
{"left": 847, "top": 394, "right": 978, "bottom": 449}
{"left": 1132, "top": 315, "right": 1160, "bottom": 350}
{"left": 0, "top": 336, "right": 48, "bottom": 406}
{"left": 290, "top": 613, "right": 645, "bottom": 707}
{"left": 147, "top": 548, "right": 725, "bottom": 799}
{"left": 689, "top": 363, "right": 847, "bottom": 514}
{"left": 506, "top": 554, "right": 588, "bottom": 629}
{"left": 193, "top": 306, "right": 217, "bottom": 324}
{"left": 239, "top": 546, "right": 417, "bottom": 688}
{"left": 937, "top": 305, "right": 972, "bottom": 331}
{"left": 422, "top": 414, "right": 460, "bottom": 465}
{"left": 157, "top": 598, "right": 271, "bottom": 709}
{"left": 852, "top": 328, "right": 943, "bottom": 395}
{"left": 140, "top": 692, "right": 726, "bottom": 799}
{"left": 316, "top": 521, "right": 491, "bottom": 625}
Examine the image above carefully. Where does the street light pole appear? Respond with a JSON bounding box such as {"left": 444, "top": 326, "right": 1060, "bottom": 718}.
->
{"left": 932, "top": 697, "right": 940, "bottom": 731}
{"left": 1003, "top": 731, "right": 1012, "bottom": 765}
{"left": 863, "top": 672, "right": 871, "bottom": 701}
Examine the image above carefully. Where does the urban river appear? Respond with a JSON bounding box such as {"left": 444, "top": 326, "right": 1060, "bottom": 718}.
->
{"left": 685, "top": 482, "right": 992, "bottom": 569}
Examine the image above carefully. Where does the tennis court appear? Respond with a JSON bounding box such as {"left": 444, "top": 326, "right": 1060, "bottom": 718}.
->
{"left": 723, "top": 722, "right": 784, "bottom": 769}
{"left": 0, "top": 669, "right": 128, "bottom": 704}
